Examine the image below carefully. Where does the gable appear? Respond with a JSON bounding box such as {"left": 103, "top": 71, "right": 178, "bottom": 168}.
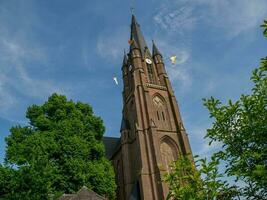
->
{"left": 59, "top": 186, "right": 106, "bottom": 200}
{"left": 102, "top": 136, "right": 121, "bottom": 159}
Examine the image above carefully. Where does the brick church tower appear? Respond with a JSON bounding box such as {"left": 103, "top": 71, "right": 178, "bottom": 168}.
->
{"left": 103, "top": 15, "right": 193, "bottom": 200}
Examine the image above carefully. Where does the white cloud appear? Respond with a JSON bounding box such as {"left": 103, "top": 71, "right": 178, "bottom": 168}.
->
{"left": 154, "top": 39, "right": 192, "bottom": 89}
{"left": 199, "top": 0, "right": 267, "bottom": 37}
{"left": 153, "top": 0, "right": 197, "bottom": 36}
{"left": 0, "top": 38, "right": 68, "bottom": 118}
{"left": 167, "top": 67, "right": 192, "bottom": 90}
{"left": 96, "top": 27, "right": 129, "bottom": 61}
{"left": 188, "top": 123, "right": 222, "bottom": 157}
{"left": 198, "top": 140, "right": 222, "bottom": 157}
{"left": 0, "top": 77, "right": 16, "bottom": 110}
{"left": 154, "top": 0, "right": 267, "bottom": 37}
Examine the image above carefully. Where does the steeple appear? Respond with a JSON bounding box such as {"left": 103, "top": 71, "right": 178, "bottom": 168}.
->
{"left": 152, "top": 40, "right": 161, "bottom": 56}
{"left": 130, "top": 15, "right": 149, "bottom": 57}
{"left": 113, "top": 15, "right": 193, "bottom": 200}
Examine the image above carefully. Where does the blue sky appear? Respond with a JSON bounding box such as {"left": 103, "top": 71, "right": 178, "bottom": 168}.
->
{"left": 0, "top": 0, "right": 266, "bottom": 162}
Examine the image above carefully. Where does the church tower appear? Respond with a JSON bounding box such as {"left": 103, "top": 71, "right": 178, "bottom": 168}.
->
{"left": 111, "top": 15, "right": 193, "bottom": 200}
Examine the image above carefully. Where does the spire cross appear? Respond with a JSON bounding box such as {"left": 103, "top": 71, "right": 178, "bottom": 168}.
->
{"left": 130, "top": 0, "right": 135, "bottom": 14}
{"left": 130, "top": 6, "right": 134, "bottom": 14}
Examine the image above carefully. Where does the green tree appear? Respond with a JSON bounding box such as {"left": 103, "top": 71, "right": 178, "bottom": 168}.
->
{"left": 165, "top": 20, "right": 267, "bottom": 200}
{"left": 164, "top": 155, "right": 204, "bottom": 200}
{"left": 198, "top": 156, "right": 236, "bottom": 200}
{"left": 0, "top": 94, "right": 116, "bottom": 200}
{"left": 261, "top": 20, "right": 267, "bottom": 37}
{"left": 203, "top": 21, "right": 267, "bottom": 199}
{"left": 164, "top": 155, "right": 234, "bottom": 200}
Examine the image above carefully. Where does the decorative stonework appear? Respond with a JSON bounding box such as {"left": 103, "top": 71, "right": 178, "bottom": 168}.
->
{"left": 146, "top": 83, "right": 167, "bottom": 90}
{"left": 153, "top": 96, "right": 164, "bottom": 107}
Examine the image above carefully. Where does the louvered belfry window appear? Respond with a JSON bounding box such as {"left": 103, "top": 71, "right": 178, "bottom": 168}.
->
{"left": 147, "top": 64, "right": 156, "bottom": 84}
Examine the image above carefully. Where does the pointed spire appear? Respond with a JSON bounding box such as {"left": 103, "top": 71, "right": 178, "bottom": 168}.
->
{"left": 152, "top": 40, "right": 161, "bottom": 56}
{"left": 131, "top": 14, "right": 137, "bottom": 27}
{"left": 130, "top": 15, "right": 149, "bottom": 57}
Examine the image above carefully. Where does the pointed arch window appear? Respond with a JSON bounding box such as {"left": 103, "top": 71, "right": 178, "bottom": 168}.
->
{"left": 153, "top": 96, "right": 165, "bottom": 122}
{"left": 160, "top": 137, "right": 178, "bottom": 173}
{"left": 152, "top": 95, "right": 171, "bottom": 129}
{"left": 147, "top": 64, "right": 156, "bottom": 84}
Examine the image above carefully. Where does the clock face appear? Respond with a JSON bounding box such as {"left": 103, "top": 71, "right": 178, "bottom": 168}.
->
{"left": 145, "top": 58, "right": 152, "bottom": 64}
{"left": 129, "top": 65, "right": 132, "bottom": 71}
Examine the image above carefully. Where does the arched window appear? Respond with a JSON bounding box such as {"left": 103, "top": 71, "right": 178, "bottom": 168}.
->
{"left": 152, "top": 94, "right": 171, "bottom": 129}
{"left": 153, "top": 96, "right": 165, "bottom": 120}
{"left": 160, "top": 137, "right": 178, "bottom": 173}
{"left": 147, "top": 64, "right": 156, "bottom": 84}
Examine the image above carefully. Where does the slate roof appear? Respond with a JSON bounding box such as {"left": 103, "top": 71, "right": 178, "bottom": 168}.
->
{"left": 59, "top": 194, "right": 76, "bottom": 200}
{"left": 120, "top": 117, "right": 130, "bottom": 131}
{"left": 130, "top": 15, "right": 151, "bottom": 58}
{"left": 102, "top": 136, "right": 121, "bottom": 159}
{"left": 152, "top": 41, "right": 161, "bottom": 56}
{"left": 59, "top": 186, "right": 106, "bottom": 200}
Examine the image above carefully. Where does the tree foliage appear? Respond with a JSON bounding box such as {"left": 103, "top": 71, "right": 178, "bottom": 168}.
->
{"left": 0, "top": 94, "right": 116, "bottom": 200}
{"left": 202, "top": 21, "right": 267, "bottom": 199}
{"left": 164, "top": 156, "right": 203, "bottom": 200}
{"left": 261, "top": 20, "right": 267, "bottom": 37}
{"left": 164, "top": 155, "right": 235, "bottom": 200}
{"left": 165, "top": 20, "right": 267, "bottom": 200}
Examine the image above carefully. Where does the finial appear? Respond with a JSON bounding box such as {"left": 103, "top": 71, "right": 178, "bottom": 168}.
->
{"left": 130, "top": 6, "right": 134, "bottom": 15}
{"left": 130, "top": 0, "right": 135, "bottom": 15}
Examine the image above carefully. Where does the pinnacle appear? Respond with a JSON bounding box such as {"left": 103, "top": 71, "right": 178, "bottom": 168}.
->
{"left": 152, "top": 40, "right": 161, "bottom": 56}
{"left": 122, "top": 52, "right": 128, "bottom": 66}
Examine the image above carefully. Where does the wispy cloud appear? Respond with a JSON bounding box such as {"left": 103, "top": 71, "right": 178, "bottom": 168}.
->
{"left": 167, "top": 66, "right": 192, "bottom": 90}
{"left": 153, "top": 39, "right": 192, "bottom": 90}
{"left": 0, "top": 35, "right": 68, "bottom": 119}
{"left": 154, "top": 1, "right": 197, "bottom": 36}
{"left": 0, "top": 78, "right": 16, "bottom": 111}
{"left": 0, "top": 0, "right": 84, "bottom": 121}
{"left": 198, "top": 140, "right": 222, "bottom": 157}
{"left": 198, "top": 0, "right": 267, "bottom": 37}
{"left": 96, "top": 27, "right": 129, "bottom": 61}
{"left": 188, "top": 123, "right": 222, "bottom": 157}
{"left": 154, "top": 0, "right": 267, "bottom": 38}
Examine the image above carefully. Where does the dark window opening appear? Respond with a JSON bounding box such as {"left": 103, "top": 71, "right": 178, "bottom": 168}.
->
{"left": 162, "top": 112, "right": 165, "bottom": 121}
{"left": 157, "top": 111, "right": 160, "bottom": 120}
{"left": 147, "top": 64, "right": 156, "bottom": 84}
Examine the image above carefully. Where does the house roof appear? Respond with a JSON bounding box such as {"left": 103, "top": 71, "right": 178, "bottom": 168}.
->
{"left": 102, "top": 136, "right": 121, "bottom": 159}
{"left": 59, "top": 186, "right": 106, "bottom": 200}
